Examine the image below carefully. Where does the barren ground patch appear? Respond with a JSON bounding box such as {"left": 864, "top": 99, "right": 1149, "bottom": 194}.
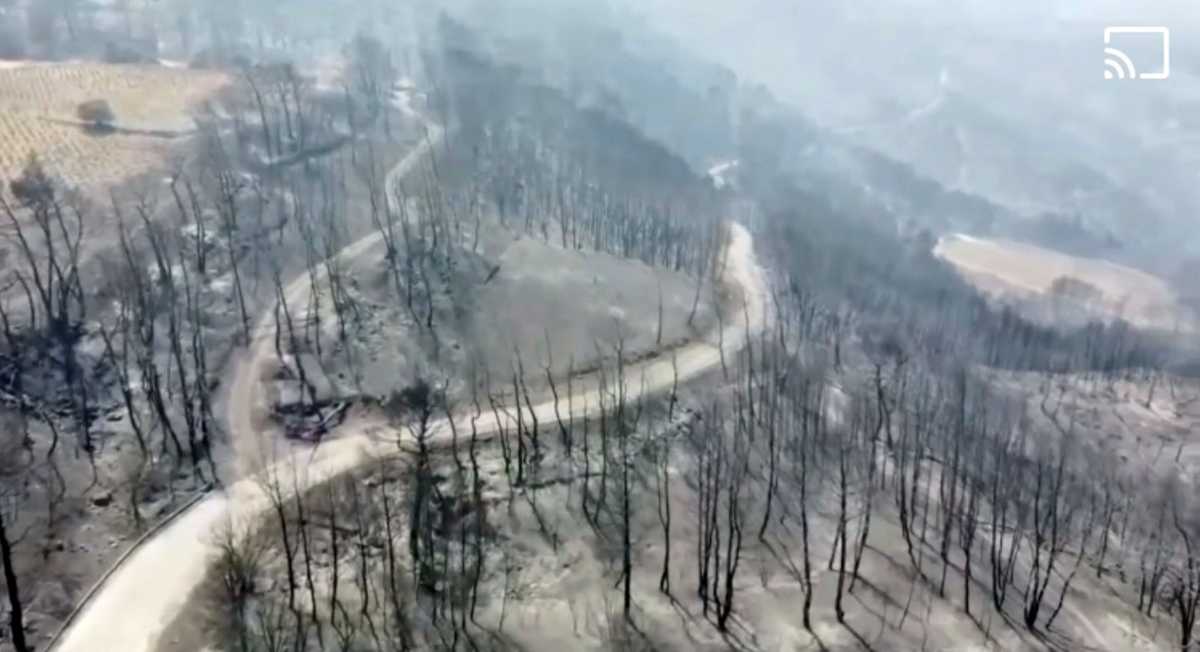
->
{"left": 934, "top": 234, "right": 1189, "bottom": 330}
{"left": 468, "top": 231, "right": 716, "bottom": 382}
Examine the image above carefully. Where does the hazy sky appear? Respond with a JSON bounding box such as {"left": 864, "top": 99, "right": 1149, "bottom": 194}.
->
{"left": 624, "top": 0, "right": 1199, "bottom": 110}
{"left": 599, "top": 0, "right": 1200, "bottom": 259}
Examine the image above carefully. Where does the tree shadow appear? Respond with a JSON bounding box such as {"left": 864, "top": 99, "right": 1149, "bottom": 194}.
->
{"left": 761, "top": 538, "right": 806, "bottom": 585}
{"left": 840, "top": 619, "right": 878, "bottom": 652}
{"left": 865, "top": 541, "right": 1031, "bottom": 648}
{"left": 657, "top": 589, "right": 767, "bottom": 652}
{"left": 80, "top": 121, "right": 118, "bottom": 137}
{"left": 665, "top": 597, "right": 715, "bottom": 650}
{"left": 994, "top": 608, "right": 1079, "bottom": 652}
{"left": 847, "top": 574, "right": 904, "bottom": 612}
{"left": 718, "top": 607, "right": 767, "bottom": 652}
{"left": 465, "top": 621, "right": 530, "bottom": 651}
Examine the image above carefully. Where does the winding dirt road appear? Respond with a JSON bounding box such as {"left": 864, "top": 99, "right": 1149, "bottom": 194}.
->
{"left": 50, "top": 122, "right": 769, "bottom": 652}
{"left": 227, "top": 122, "right": 447, "bottom": 477}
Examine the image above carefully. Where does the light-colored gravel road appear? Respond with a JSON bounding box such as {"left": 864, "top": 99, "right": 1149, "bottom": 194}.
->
{"left": 50, "top": 122, "right": 768, "bottom": 652}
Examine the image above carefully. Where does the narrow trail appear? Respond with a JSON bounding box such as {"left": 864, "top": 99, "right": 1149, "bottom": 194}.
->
{"left": 50, "top": 121, "right": 770, "bottom": 651}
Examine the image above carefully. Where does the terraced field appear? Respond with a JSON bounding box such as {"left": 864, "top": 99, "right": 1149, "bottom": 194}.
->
{"left": 0, "top": 62, "right": 229, "bottom": 199}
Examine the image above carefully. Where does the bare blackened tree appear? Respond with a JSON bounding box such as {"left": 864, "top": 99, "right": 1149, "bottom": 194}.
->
{"left": 3, "top": 155, "right": 90, "bottom": 455}
{"left": 1021, "top": 423, "right": 1074, "bottom": 630}
{"left": 614, "top": 348, "right": 644, "bottom": 620}
{"left": 387, "top": 377, "right": 442, "bottom": 596}
{"left": 134, "top": 196, "right": 218, "bottom": 480}
{"left": 988, "top": 412, "right": 1023, "bottom": 611}
{"left": 0, "top": 504, "right": 28, "bottom": 652}
{"left": 1170, "top": 496, "right": 1200, "bottom": 652}
{"left": 789, "top": 369, "right": 823, "bottom": 632}
{"left": 205, "top": 158, "right": 253, "bottom": 344}
{"left": 716, "top": 392, "right": 748, "bottom": 632}
{"left": 830, "top": 407, "right": 855, "bottom": 624}
{"left": 0, "top": 414, "right": 30, "bottom": 652}
{"left": 693, "top": 400, "right": 722, "bottom": 616}
{"left": 654, "top": 413, "right": 673, "bottom": 596}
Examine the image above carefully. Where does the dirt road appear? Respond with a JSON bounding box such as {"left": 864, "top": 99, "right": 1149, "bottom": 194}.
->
{"left": 226, "top": 123, "right": 446, "bottom": 477}
{"left": 50, "top": 117, "right": 447, "bottom": 652}
{"left": 50, "top": 143, "right": 769, "bottom": 652}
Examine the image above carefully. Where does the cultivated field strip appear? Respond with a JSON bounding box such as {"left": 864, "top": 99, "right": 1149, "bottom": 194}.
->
{"left": 0, "top": 62, "right": 229, "bottom": 201}
{"left": 0, "top": 63, "right": 228, "bottom": 128}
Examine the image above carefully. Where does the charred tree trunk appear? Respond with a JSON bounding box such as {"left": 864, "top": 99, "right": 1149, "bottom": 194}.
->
{"left": 0, "top": 508, "right": 29, "bottom": 652}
